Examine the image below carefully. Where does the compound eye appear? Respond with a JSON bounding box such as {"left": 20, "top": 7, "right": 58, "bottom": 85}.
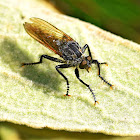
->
{"left": 79, "top": 59, "right": 87, "bottom": 69}
{"left": 87, "top": 56, "right": 91, "bottom": 61}
{"left": 82, "top": 60, "right": 87, "bottom": 65}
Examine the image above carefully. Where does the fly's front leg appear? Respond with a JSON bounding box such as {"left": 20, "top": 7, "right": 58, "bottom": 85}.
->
{"left": 92, "top": 60, "right": 113, "bottom": 89}
{"left": 81, "top": 44, "right": 92, "bottom": 59}
{"left": 56, "top": 64, "right": 72, "bottom": 96}
{"left": 75, "top": 68, "right": 98, "bottom": 104}
{"left": 22, "top": 54, "right": 65, "bottom": 67}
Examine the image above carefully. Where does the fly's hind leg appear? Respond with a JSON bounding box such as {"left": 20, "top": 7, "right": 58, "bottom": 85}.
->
{"left": 22, "top": 54, "right": 65, "bottom": 67}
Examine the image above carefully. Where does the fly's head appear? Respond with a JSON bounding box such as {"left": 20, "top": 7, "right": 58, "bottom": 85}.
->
{"left": 79, "top": 56, "right": 92, "bottom": 72}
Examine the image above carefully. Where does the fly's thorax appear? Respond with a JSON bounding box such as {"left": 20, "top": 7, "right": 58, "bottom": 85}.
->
{"left": 65, "top": 56, "right": 83, "bottom": 67}
{"left": 59, "top": 41, "right": 82, "bottom": 62}
{"left": 79, "top": 56, "right": 92, "bottom": 72}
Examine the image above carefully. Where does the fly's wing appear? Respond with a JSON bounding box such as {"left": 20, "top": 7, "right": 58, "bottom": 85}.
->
{"left": 23, "top": 17, "right": 75, "bottom": 56}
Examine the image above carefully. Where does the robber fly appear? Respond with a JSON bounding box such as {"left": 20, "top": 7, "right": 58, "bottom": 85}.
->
{"left": 22, "top": 17, "right": 113, "bottom": 104}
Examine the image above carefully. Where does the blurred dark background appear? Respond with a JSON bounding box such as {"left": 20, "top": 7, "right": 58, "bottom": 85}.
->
{"left": 49, "top": 0, "right": 140, "bottom": 44}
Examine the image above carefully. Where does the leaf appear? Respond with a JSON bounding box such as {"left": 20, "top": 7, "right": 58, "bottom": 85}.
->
{"left": 0, "top": 0, "right": 140, "bottom": 137}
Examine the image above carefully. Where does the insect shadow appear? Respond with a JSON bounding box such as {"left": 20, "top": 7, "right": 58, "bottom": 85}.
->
{"left": 1, "top": 37, "right": 62, "bottom": 92}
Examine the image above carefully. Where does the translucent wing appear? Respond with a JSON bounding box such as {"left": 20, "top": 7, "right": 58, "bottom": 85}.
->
{"left": 23, "top": 17, "right": 75, "bottom": 56}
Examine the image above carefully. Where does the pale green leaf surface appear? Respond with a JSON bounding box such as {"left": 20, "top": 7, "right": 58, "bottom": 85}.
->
{"left": 0, "top": 0, "right": 140, "bottom": 136}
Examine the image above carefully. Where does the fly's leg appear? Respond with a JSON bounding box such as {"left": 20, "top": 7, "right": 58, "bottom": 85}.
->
{"left": 92, "top": 60, "right": 113, "bottom": 89}
{"left": 75, "top": 68, "right": 98, "bottom": 104}
{"left": 81, "top": 44, "right": 92, "bottom": 59}
{"left": 22, "top": 55, "right": 72, "bottom": 95}
{"left": 22, "top": 54, "right": 65, "bottom": 67}
{"left": 56, "top": 64, "right": 72, "bottom": 96}
{"left": 82, "top": 45, "right": 113, "bottom": 89}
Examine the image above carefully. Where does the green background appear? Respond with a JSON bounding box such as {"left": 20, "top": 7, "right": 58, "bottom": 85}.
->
{"left": 51, "top": 0, "right": 140, "bottom": 44}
